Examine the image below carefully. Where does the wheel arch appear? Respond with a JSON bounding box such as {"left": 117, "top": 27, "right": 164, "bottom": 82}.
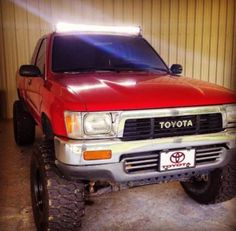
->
{"left": 41, "top": 113, "right": 54, "bottom": 139}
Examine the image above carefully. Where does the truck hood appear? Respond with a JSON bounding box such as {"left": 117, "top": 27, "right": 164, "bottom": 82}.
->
{"left": 56, "top": 72, "right": 236, "bottom": 111}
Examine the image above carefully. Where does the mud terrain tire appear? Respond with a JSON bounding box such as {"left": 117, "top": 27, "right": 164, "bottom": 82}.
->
{"left": 13, "top": 100, "right": 35, "bottom": 145}
{"left": 181, "top": 156, "right": 236, "bottom": 204}
{"left": 31, "top": 141, "right": 85, "bottom": 230}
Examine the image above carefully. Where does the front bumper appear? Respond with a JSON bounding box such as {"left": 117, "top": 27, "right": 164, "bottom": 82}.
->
{"left": 55, "top": 130, "right": 236, "bottom": 182}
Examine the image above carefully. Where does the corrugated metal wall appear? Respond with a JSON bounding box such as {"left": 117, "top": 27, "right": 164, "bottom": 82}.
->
{"left": 0, "top": 0, "right": 236, "bottom": 118}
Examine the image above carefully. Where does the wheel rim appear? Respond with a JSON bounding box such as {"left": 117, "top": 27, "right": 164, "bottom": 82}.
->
{"left": 33, "top": 168, "right": 44, "bottom": 218}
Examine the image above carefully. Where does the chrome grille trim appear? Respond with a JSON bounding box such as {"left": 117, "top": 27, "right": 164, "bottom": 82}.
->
{"left": 122, "top": 113, "right": 223, "bottom": 141}
{"left": 121, "top": 144, "right": 225, "bottom": 174}
{"left": 116, "top": 105, "right": 230, "bottom": 138}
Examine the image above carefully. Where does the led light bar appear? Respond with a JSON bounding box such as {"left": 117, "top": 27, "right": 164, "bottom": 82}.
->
{"left": 56, "top": 22, "right": 141, "bottom": 35}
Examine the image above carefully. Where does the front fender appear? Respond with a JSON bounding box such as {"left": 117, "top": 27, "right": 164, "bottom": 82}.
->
{"left": 40, "top": 81, "right": 86, "bottom": 137}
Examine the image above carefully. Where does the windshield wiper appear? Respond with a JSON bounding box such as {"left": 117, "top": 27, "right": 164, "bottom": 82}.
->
{"left": 144, "top": 66, "right": 170, "bottom": 73}
{"left": 113, "top": 63, "right": 169, "bottom": 73}
{"left": 54, "top": 68, "right": 94, "bottom": 73}
{"left": 54, "top": 67, "right": 119, "bottom": 73}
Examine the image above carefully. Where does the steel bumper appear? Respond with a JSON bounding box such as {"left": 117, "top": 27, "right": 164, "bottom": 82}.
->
{"left": 54, "top": 131, "right": 236, "bottom": 182}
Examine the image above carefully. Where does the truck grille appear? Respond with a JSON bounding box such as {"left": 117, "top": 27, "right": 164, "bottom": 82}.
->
{"left": 121, "top": 144, "right": 225, "bottom": 174}
{"left": 122, "top": 113, "right": 223, "bottom": 141}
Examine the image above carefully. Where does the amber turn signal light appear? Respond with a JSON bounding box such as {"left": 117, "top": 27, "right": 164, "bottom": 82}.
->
{"left": 65, "top": 115, "right": 72, "bottom": 133}
{"left": 83, "top": 150, "right": 112, "bottom": 160}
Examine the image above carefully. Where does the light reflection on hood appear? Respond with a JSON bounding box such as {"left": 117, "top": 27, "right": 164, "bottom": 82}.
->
{"left": 67, "top": 79, "right": 136, "bottom": 93}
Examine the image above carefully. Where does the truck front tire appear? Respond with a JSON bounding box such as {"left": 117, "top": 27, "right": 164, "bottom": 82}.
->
{"left": 13, "top": 100, "right": 35, "bottom": 145}
{"left": 181, "top": 157, "right": 236, "bottom": 204}
{"left": 31, "top": 141, "right": 85, "bottom": 230}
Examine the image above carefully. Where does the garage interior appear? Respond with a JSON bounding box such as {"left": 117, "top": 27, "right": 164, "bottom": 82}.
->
{"left": 0, "top": 0, "right": 236, "bottom": 230}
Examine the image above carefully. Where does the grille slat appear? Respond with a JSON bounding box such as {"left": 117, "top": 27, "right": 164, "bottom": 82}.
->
{"left": 195, "top": 155, "right": 220, "bottom": 161}
{"left": 125, "top": 127, "right": 151, "bottom": 131}
{"left": 126, "top": 163, "right": 158, "bottom": 171}
{"left": 196, "top": 147, "right": 222, "bottom": 152}
{"left": 121, "top": 144, "right": 225, "bottom": 174}
{"left": 123, "top": 154, "right": 159, "bottom": 161}
{"left": 123, "top": 130, "right": 151, "bottom": 134}
{"left": 124, "top": 158, "right": 158, "bottom": 165}
{"left": 123, "top": 113, "right": 223, "bottom": 141}
{"left": 196, "top": 150, "right": 222, "bottom": 156}
{"left": 196, "top": 151, "right": 221, "bottom": 158}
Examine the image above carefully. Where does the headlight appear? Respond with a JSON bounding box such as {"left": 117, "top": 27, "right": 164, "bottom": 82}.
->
{"left": 225, "top": 104, "right": 236, "bottom": 128}
{"left": 84, "top": 113, "right": 112, "bottom": 135}
{"left": 64, "top": 111, "right": 119, "bottom": 138}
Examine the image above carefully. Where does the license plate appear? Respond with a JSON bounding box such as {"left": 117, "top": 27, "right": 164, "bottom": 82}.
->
{"left": 159, "top": 149, "right": 195, "bottom": 172}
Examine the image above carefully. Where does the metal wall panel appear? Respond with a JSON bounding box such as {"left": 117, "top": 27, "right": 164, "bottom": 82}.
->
{"left": 0, "top": 0, "right": 235, "bottom": 118}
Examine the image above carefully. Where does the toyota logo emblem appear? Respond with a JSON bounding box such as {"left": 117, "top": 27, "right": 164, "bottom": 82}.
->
{"left": 170, "top": 152, "right": 185, "bottom": 163}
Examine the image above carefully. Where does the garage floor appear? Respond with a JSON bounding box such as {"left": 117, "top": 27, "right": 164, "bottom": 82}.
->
{"left": 0, "top": 120, "right": 235, "bottom": 231}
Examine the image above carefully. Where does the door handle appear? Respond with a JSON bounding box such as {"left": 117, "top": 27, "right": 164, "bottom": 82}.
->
{"left": 28, "top": 79, "right": 32, "bottom": 85}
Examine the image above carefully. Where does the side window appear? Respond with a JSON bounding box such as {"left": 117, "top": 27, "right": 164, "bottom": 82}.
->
{"left": 30, "top": 39, "right": 42, "bottom": 64}
{"left": 35, "top": 39, "right": 46, "bottom": 76}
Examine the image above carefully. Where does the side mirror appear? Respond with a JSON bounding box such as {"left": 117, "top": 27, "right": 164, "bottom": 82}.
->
{"left": 19, "top": 65, "right": 41, "bottom": 77}
{"left": 170, "top": 64, "right": 182, "bottom": 75}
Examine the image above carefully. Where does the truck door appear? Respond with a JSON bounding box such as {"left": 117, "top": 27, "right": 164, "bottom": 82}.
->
{"left": 25, "top": 39, "right": 46, "bottom": 115}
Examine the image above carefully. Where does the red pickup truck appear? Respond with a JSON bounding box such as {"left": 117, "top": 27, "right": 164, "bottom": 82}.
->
{"left": 14, "top": 23, "right": 236, "bottom": 230}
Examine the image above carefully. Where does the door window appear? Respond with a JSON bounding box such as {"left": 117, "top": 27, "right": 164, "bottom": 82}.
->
{"left": 35, "top": 39, "right": 46, "bottom": 75}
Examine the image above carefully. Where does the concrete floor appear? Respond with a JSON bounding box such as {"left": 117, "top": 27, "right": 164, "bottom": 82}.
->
{"left": 0, "top": 119, "right": 235, "bottom": 231}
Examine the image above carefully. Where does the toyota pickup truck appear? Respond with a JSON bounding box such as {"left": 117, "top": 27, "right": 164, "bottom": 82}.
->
{"left": 14, "top": 23, "right": 236, "bottom": 230}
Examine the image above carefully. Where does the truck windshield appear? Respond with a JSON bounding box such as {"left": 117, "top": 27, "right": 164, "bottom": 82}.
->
{"left": 52, "top": 34, "right": 169, "bottom": 73}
